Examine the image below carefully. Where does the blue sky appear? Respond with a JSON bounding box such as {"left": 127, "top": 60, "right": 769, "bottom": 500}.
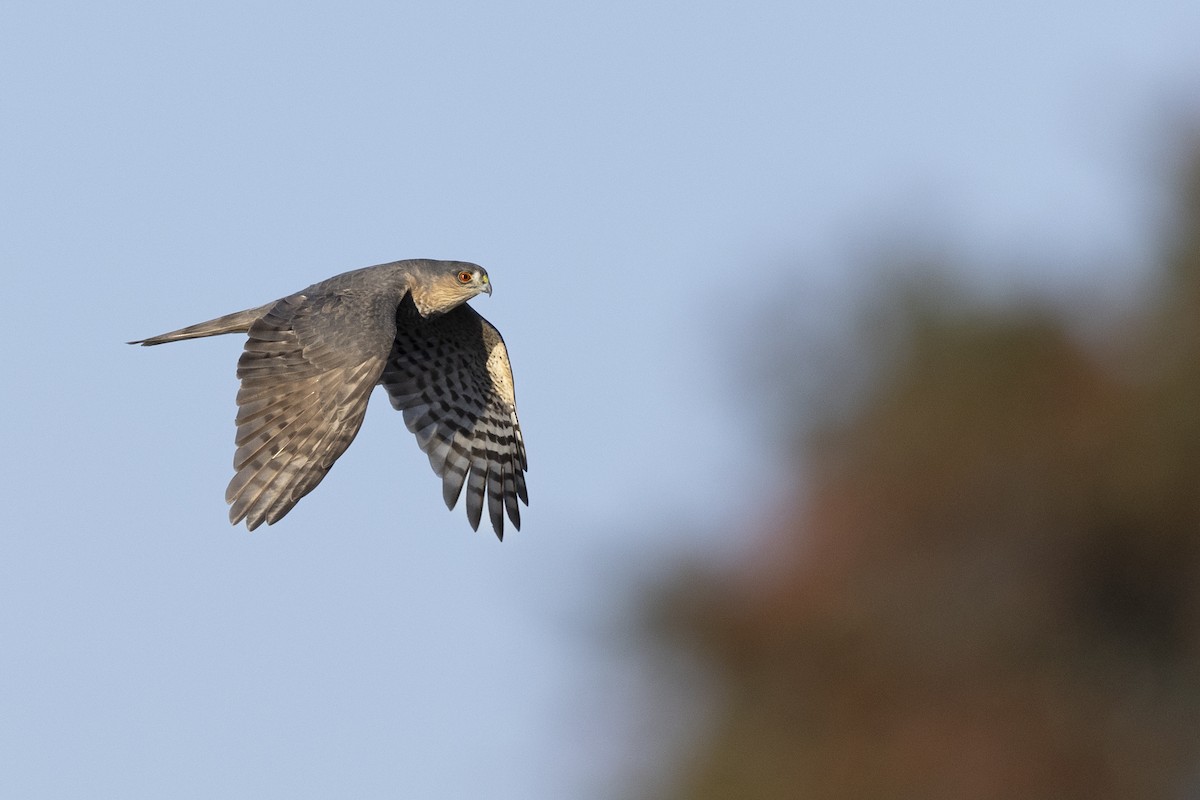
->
{"left": 3, "top": 2, "right": 1199, "bottom": 798}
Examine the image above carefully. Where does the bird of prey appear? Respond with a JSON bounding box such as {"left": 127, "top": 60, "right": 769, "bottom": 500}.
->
{"left": 130, "top": 259, "right": 527, "bottom": 539}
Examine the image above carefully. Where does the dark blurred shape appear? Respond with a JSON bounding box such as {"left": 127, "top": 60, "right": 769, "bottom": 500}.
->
{"left": 646, "top": 147, "right": 1200, "bottom": 800}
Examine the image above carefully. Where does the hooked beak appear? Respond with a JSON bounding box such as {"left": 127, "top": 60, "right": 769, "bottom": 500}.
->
{"left": 483, "top": 280, "right": 492, "bottom": 296}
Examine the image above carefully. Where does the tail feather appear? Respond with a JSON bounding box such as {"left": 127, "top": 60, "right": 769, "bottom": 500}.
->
{"left": 128, "top": 303, "right": 275, "bottom": 346}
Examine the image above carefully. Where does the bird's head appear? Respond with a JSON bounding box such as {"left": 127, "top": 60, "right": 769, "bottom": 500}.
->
{"left": 411, "top": 261, "right": 492, "bottom": 317}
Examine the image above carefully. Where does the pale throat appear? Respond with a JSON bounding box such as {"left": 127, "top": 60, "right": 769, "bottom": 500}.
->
{"left": 410, "top": 283, "right": 473, "bottom": 317}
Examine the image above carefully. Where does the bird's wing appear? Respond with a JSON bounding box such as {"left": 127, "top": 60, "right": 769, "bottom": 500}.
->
{"left": 227, "top": 293, "right": 390, "bottom": 530}
{"left": 380, "top": 299, "right": 528, "bottom": 539}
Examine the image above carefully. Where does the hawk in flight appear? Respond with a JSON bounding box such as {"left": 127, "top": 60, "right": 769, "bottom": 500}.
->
{"left": 131, "top": 259, "right": 527, "bottom": 539}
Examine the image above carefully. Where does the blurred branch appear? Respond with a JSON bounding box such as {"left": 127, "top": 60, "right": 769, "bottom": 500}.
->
{"left": 641, "top": 141, "right": 1200, "bottom": 800}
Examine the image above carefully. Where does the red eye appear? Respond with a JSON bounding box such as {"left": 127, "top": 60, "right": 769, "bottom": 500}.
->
{"left": 457, "top": 271, "right": 472, "bottom": 283}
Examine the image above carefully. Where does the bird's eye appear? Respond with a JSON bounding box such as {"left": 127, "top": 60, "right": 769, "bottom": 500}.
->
{"left": 457, "top": 271, "right": 473, "bottom": 284}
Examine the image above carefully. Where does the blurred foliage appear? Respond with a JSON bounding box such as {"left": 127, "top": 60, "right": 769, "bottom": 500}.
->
{"left": 646, "top": 147, "right": 1200, "bottom": 800}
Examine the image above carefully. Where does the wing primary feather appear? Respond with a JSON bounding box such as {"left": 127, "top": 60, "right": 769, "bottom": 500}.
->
{"left": 464, "top": 457, "right": 487, "bottom": 531}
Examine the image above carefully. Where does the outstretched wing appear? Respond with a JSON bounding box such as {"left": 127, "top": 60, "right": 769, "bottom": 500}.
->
{"left": 227, "top": 294, "right": 390, "bottom": 530}
{"left": 380, "top": 299, "right": 528, "bottom": 539}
